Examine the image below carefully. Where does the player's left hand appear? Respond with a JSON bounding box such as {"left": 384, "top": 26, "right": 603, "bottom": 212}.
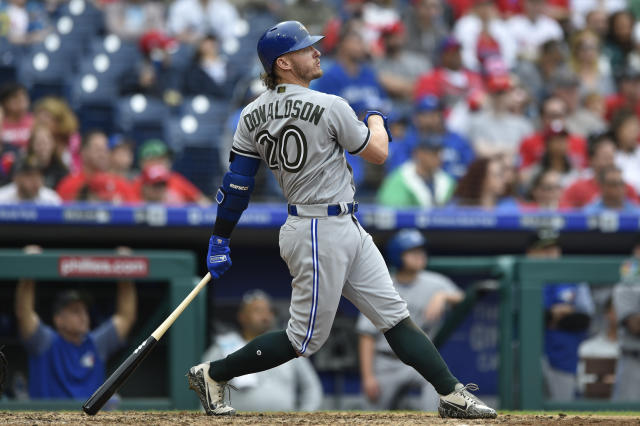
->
{"left": 363, "top": 110, "right": 392, "bottom": 142}
{"left": 207, "top": 235, "right": 232, "bottom": 279}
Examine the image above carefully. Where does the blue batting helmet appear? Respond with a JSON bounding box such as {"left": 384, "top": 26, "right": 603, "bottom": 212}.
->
{"left": 257, "top": 21, "right": 324, "bottom": 74}
{"left": 386, "top": 229, "right": 427, "bottom": 269}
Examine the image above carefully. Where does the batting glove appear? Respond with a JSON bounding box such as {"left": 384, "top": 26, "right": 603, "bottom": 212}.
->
{"left": 207, "top": 235, "right": 232, "bottom": 279}
{"left": 363, "top": 110, "right": 392, "bottom": 142}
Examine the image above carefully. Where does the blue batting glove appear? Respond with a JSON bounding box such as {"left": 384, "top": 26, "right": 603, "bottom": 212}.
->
{"left": 207, "top": 235, "right": 232, "bottom": 279}
{"left": 363, "top": 110, "right": 392, "bottom": 142}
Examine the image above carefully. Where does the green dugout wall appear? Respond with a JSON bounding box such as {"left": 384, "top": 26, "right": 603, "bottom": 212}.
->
{"left": 0, "top": 249, "right": 202, "bottom": 411}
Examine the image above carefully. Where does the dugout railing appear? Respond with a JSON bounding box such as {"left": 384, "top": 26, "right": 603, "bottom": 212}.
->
{"left": 516, "top": 256, "right": 640, "bottom": 411}
{"left": 0, "top": 249, "right": 203, "bottom": 411}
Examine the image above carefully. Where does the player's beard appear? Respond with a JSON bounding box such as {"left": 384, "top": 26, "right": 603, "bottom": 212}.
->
{"left": 293, "top": 60, "right": 323, "bottom": 83}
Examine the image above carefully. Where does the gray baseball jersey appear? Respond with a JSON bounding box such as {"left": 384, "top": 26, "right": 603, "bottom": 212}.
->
{"left": 232, "top": 83, "right": 370, "bottom": 204}
{"left": 232, "top": 83, "right": 409, "bottom": 357}
{"left": 357, "top": 270, "right": 462, "bottom": 355}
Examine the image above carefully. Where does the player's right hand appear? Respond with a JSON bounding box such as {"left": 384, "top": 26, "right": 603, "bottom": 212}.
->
{"left": 206, "top": 235, "right": 232, "bottom": 279}
{"left": 362, "top": 375, "right": 380, "bottom": 402}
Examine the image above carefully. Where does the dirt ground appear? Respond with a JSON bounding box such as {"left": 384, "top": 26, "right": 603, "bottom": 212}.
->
{"left": 1, "top": 411, "right": 639, "bottom": 425}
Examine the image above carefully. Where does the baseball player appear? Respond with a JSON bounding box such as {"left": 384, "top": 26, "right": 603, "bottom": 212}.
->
{"left": 186, "top": 21, "right": 496, "bottom": 419}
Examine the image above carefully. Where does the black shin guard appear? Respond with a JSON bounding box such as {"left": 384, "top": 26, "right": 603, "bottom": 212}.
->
{"left": 208, "top": 330, "right": 297, "bottom": 382}
{"left": 384, "top": 317, "right": 459, "bottom": 395}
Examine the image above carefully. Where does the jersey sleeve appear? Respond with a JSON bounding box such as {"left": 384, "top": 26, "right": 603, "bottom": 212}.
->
{"left": 89, "top": 318, "right": 125, "bottom": 362}
{"left": 328, "top": 97, "right": 371, "bottom": 156}
{"left": 231, "top": 107, "right": 261, "bottom": 159}
{"left": 22, "top": 321, "right": 55, "bottom": 356}
{"left": 355, "top": 312, "right": 379, "bottom": 336}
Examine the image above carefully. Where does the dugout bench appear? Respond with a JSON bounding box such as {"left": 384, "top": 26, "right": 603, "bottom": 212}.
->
{"left": 0, "top": 249, "right": 203, "bottom": 411}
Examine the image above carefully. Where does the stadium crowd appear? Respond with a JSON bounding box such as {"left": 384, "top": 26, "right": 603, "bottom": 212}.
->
{"left": 1, "top": 0, "right": 640, "bottom": 211}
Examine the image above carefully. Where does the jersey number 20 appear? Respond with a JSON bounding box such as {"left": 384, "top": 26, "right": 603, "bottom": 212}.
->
{"left": 256, "top": 125, "right": 307, "bottom": 173}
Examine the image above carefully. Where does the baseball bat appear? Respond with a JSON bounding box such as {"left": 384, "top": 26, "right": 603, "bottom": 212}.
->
{"left": 82, "top": 272, "right": 212, "bottom": 415}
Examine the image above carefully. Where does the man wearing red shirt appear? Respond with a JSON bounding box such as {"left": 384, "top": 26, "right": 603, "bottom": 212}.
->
{"left": 414, "top": 36, "right": 484, "bottom": 111}
{"left": 519, "top": 96, "right": 587, "bottom": 170}
{"left": 56, "top": 131, "right": 136, "bottom": 203}
{"left": 132, "top": 139, "right": 210, "bottom": 205}
{"left": 560, "top": 133, "right": 639, "bottom": 208}
{"left": 0, "top": 83, "right": 34, "bottom": 150}
{"left": 604, "top": 69, "right": 640, "bottom": 122}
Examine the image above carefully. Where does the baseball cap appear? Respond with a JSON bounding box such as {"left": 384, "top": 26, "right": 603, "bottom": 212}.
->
{"left": 380, "top": 20, "right": 405, "bottom": 37}
{"left": 439, "top": 36, "right": 461, "bottom": 53}
{"left": 12, "top": 155, "right": 42, "bottom": 176}
{"left": 108, "top": 134, "right": 132, "bottom": 151}
{"left": 551, "top": 71, "right": 580, "bottom": 90}
{"left": 53, "top": 290, "right": 89, "bottom": 315}
{"left": 139, "top": 30, "right": 178, "bottom": 57}
{"left": 239, "top": 289, "right": 272, "bottom": 310}
{"left": 486, "top": 73, "right": 512, "bottom": 94}
{"left": 415, "top": 134, "right": 444, "bottom": 151}
{"left": 139, "top": 139, "right": 169, "bottom": 161}
{"left": 415, "top": 95, "right": 441, "bottom": 113}
{"left": 141, "top": 163, "right": 170, "bottom": 185}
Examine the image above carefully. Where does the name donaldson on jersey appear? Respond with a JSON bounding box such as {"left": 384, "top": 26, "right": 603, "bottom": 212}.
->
{"left": 243, "top": 100, "right": 325, "bottom": 131}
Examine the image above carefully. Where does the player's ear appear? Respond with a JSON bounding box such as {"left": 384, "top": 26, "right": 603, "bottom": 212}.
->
{"left": 275, "top": 55, "right": 292, "bottom": 72}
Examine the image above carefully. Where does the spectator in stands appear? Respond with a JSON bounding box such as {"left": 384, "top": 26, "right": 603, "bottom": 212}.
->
{"left": 378, "top": 134, "right": 456, "bottom": 208}
{"left": 467, "top": 73, "right": 534, "bottom": 159}
{"left": 452, "top": 0, "right": 517, "bottom": 72}
{"left": 26, "top": 124, "right": 68, "bottom": 189}
{"left": 0, "top": 83, "right": 33, "bottom": 151}
{"left": 182, "top": 34, "right": 237, "bottom": 99}
{"left": 357, "top": 229, "right": 463, "bottom": 410}
{"left": 134, "top": 139, "right": 210, "bottom": 205}
{"left": 506, "top": 0, "right": 564, "bottom": 62}
{"left": 561, "top": 133, "right": 639, "bottom": 209}
{"left": 388, "top": 95, "right": 475, "bottom": 180}
{"left": 584, "top": 166, "right": 639, "bottom": 213}
{"left": 521, "top": 169, "right": 564, "bottom": 210}
{"left": 527, "top": 230, "right": 594, "bottom": 401}
{"left": 137, "top": 163, "right": 196, "bottom": 205}
{"left": 120, "top": 31, "right": 180, "bottom": 99}
{"left": 611, "top": 110, "right": 640, "bottom": 195}
{"left": 374, "top": 21, "right": 432, "bottom": 106}
{"left": 604, "top": 68, "right": 640, "bottom": 122}
{"left": 570, "top": 1, "right": 627, "bottom": 31}
{"left": 201, "top": 290, "right": 322, "bottom": 411}
{"left": 577, "top": 297, "right": 619, "bottom": 399}
{"left": 520, "top": 121, "right": 580, "bottom": 192}
{"left": 584, "top": 8, "right": 609, "bottom": 41}
{"left": 5, "top": 0, "right": 48, "bottom": 45}
{"left": 313, "top": 21, "right": 388, "bottom": 115}
{"left": 108, "top": 135, "right": 135, "bottom": 181}
{"left": 414, "top": 36, "right": 484, "bottom": 111}
{"left": 451, "top": 156, "right": 515, "bottom": 210}
{"left": 14, "top": 246, "right": 137, "bottom": 398}
{"left": 167, "top": 0, "right": 240, "bottom": 46}
{"left": 612, "top": 242, "right": 640, "bottom": 401}
{"left": 56, "top": 131, "right": 136, "bottom": 203}
{"left": 403, "top": 0, "right": 448, "bottom": 64}
{"left": 569, "top": 29, "right": 615, "bottom": 97}
{"left": 0, "top": 155, "right": 61, "bottom": 204}
{"left": 519, "top": 95, "right": 588, "bottom": 171}
{"left": 603, "top": 10, "right": 635, "bottom": 72}
{"left": 551, "top": 73, "right": 607, "bottom": 138}
{"left": 280, "top": 0, "right": 334, "bottom": 36}
{"left": 104, "top": 0, "right": 166, "bottom": 41}
{"left": 33, "top": 97, "right": 81, "bottom": 174}
{"left": 514, "top": 40, "right": 570, "bottom": 106}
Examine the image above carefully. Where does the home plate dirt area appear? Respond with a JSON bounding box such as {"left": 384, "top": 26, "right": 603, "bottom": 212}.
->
{"left": 2, "top": 411, "right": 639, "bottom": 425}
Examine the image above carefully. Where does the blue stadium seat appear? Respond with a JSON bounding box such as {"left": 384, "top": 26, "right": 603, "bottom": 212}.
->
{"left": 167, "top": 115, "right": 223, "bottom": 194}
{"left": 70, "top": 73, "right": 117, "bottom": 134}
{"left": 58, "top": 0, "right": 105, "bottom": 36}
{"left": 88, "top": 35, "right": 141, "bottom": 77}
{"left": 116, "top": 95, "right": 170, "bottom": 144}
{"left": 179, "top": 96, "right": 230, "bottom": 130}
{"left": 168, "top": 43, "right": 195, "bottom": 72}
{"left": 18, "top": 50, "right": 73, "bottom": 100}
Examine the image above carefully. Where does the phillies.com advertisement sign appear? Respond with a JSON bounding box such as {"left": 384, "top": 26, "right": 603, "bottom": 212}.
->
{"left": 59, "top": 256, "right": 149, "bottom": 278}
